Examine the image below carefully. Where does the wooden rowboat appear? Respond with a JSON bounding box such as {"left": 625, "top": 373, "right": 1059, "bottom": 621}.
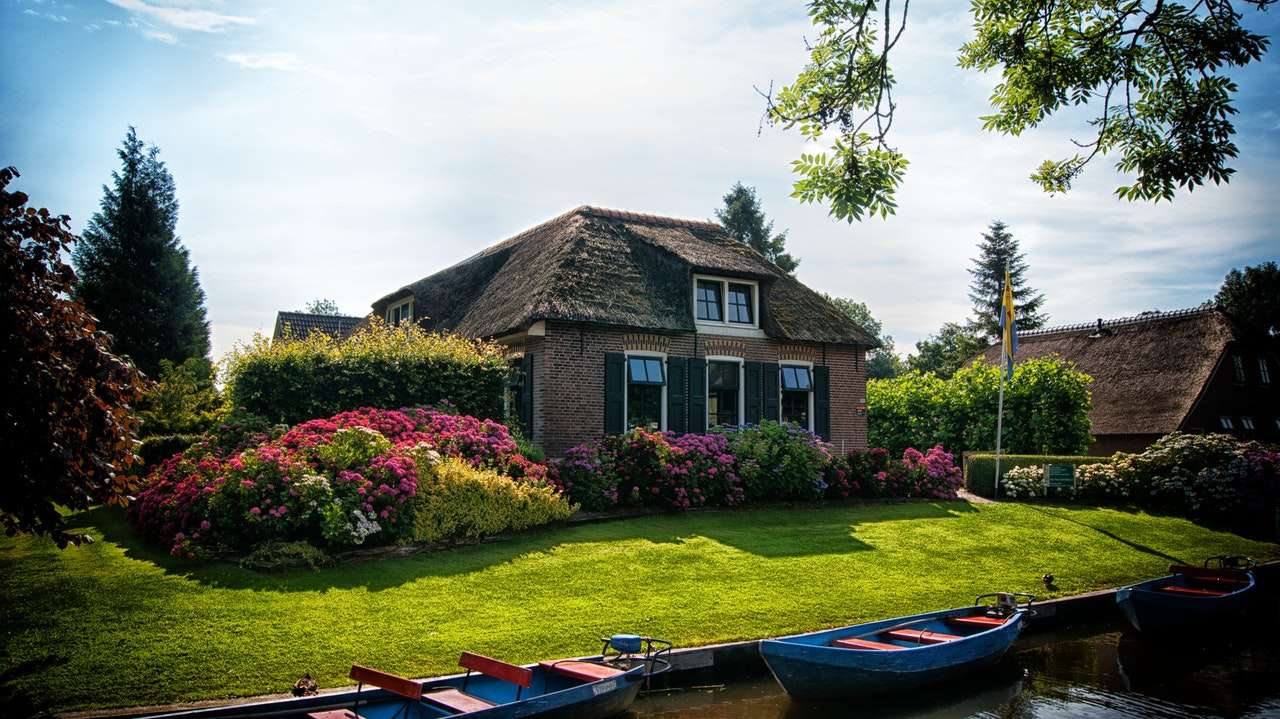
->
{"left": 759, "top": 593, "right": 1033, "bottom": 700}
{"left": 1116, "top": 558, "right": 1256, "bottom": 635}
{"left": 138, "top": 636, "right": 669, "bottom": 719}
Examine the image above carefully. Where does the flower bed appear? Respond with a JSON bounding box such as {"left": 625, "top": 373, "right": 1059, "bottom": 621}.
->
{"left": 554, "top": 422, "right": 963, "bottom": 511}
{"left": 129, "top": 407, "right": 560, "bottom": 558}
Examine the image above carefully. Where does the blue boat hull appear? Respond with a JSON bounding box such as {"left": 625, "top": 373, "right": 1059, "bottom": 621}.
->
{"left": 1116, "top": 572, "right": 1255, "bottom": 635}
{"left": 759, "top": 606, "right": 1025, "bottom": 701}
{"left": 136, "top": 664, "right": 645, "bottom": 719}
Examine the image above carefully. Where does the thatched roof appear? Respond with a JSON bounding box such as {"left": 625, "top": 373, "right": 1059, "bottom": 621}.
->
{"left": 273, "top": 311, "right": 363, "bottom": 340}
{"left": 977, "top": 307, "right": 1235, "bottom": 436}
{"left": 373, "top": 206, "right": 879, "bottom": 347}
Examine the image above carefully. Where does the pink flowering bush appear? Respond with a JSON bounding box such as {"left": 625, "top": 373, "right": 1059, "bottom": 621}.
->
{"left": 129, "top": 407, "right": 551, "bottom": 558}
{"left": 871, "top": 446, "right": 964, "bottom": 500}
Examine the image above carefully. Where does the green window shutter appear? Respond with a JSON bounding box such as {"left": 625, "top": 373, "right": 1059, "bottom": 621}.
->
{"left": 519, "top": 352, "right": 534, "bottom": 436}
{"left": 667, "top": 356, "right": 687, "bottom": 435}
{"left": 814, "top": 365, "right": 831, "bottom": 440}
{"left": 744, "top": 361, "right": 762, "bottom": 425}
{"left": 762, "top": 362, "right": 780, "bottom": 422}
{"left": 604, "top": 352, "right": 626, "bottom": 435}
{"left": 688, "top": 357, "right": 707, "bottom": 434}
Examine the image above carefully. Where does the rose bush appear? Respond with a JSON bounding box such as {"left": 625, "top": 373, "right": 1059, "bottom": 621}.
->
{"left": 129, "top": 407, "right": 555, "bottom": 558}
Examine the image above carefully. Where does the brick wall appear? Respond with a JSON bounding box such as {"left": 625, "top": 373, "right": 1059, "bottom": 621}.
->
{"left": 528, "top": 320, "right": 868, "bottom": 456}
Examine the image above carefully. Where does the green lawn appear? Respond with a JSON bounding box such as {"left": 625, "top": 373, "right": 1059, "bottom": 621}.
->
{"left": 1, "top": 502, "right": 1275, "bottom": 714}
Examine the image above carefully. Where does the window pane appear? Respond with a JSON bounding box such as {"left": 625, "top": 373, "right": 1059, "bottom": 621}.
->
{"left": 1241, "top": 416, "right": 1255, "bottom": 430}
{"left": 709, "top": 361, "right": 738, "bottom": 390}
{"left": 781, "top": 366, "right": 811, "bottom": 391}
{"left": 627, "top": 357, "right": 648, "bottom": 383}
{"left": 781, "top": 390, "right": 809, "bottom": 429}
{"left": 708, "top": 389, "right": 738, "bottom": 427}
{"left": 696, "top": 280, "right": 722, "bottom": 321}
{"left": 1220, "top": 416, "right": 1234, "bottom": 429}
{"left": 1232, "top": 355, "right": 1246, "bottom": 382}
{"left": 727, "top": 284, "right": 753, "bottom": 324}
{"left": 645, "top": 358, "right": 664, "bottom": 384}
{"left": 1260, "top": 359, "right": 1272, "bottom": 384}
{"left": 628, "top": 384, "right": 662, "bottom": 430}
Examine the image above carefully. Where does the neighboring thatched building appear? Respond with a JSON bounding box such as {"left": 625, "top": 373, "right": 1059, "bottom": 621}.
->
{"left": 371, "top": 205, "right": 880, "bottom": 455}
{"left": 977, "top": 307, "right": 1279, "bottom": 455}
{"left": 272, "top": 311, "right": 363, "bottom": 341}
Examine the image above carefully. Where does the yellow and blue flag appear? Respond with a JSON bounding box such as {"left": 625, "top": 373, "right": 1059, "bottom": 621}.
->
{"left": 998, "top": 267, "right": 1018, "bottom": 379}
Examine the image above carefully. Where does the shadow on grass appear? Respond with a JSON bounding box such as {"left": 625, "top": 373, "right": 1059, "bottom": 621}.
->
{"left": 0, "top": 651, "right": 68, "bottom": 719}
{"left": 72, "top": 501, "right": 979, "bottom": 593}
{"left": 1024, "top": 503, "right": 1187, "bottom": 565}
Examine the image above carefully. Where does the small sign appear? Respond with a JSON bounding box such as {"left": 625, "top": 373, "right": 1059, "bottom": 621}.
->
{"left": 1045, "top": 464, "right": 1076, "bottom": 491}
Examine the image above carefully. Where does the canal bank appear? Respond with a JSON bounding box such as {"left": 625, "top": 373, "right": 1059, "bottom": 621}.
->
{"left": 65, "top": 560, "right": 1280, "bottom": 719}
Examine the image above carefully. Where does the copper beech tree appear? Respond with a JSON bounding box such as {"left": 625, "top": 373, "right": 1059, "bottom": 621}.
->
{"left": 1, "top": 167, "right": 146, "bottom": 546}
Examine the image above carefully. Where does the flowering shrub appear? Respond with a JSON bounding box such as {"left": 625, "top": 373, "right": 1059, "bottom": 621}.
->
{"left": 726, "top": 422, "right": 832, "bottom": 502}
{"left": 554, "top": 439, "right": 619, "bottom": 511}
{"left": 1000, "top": 465, "right": 1046, "bottom": 498}
{"left": 129, "top": 407, "right": 552, "bottom": 558}
{"left": 666, "top": 432, "right": 743, "bottom": 508}
{"left": 1075, "top": 461, "right": 1131, "bottom": 500}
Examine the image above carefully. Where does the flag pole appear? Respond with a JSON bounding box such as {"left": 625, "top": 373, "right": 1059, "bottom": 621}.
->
{"left": 994, "top": 348, "right": 1006, "bottom": 498}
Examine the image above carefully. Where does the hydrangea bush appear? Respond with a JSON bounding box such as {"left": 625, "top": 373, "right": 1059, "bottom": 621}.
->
{"left": 130, "top": 407, "right": 555, "bottom": 558}
{"left": 999, "top": 465, "right": 1046, "bottom": 498}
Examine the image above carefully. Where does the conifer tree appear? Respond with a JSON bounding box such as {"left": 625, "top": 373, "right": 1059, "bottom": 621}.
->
{"left": 74, "top": 127, "right": 210, "bottom": 377}
{"left": 967, "top": 221, "right": 1047, "bottom": 339}
{"left": 715, "top": 182, "right": 799, "bottom": 274}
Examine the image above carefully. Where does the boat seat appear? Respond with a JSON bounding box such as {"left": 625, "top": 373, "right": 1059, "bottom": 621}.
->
{"left": 422, "top": 688, "right": 497, "bottom": 714}
{"left": 1169, "top": 565, "right": 1249, "bottom": 585}
{"left": 539, "top": 660, "right": 626, "bottom": 682}
{"left": 885, "top": 629, "right": 963, "bottom": 644}
{"left": 831, "top": 637, "right": 903, "bottom": 651}
{"left": 1158, "top": 585, "right": 1227, "bottom": 597}
{"left": 307, "top": 665, "right": 422, "bottom": 719}
{"left": 948, "top": 615, "right": 1007, "bottom": 628}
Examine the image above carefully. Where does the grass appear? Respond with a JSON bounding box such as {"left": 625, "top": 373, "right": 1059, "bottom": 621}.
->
{"left": 1, "top": 501, "right": 1275, "bottom": 714}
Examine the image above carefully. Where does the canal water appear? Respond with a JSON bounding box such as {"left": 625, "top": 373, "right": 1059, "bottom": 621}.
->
{"left": 630, "top": 620, "right": 1280, "bottom": 719}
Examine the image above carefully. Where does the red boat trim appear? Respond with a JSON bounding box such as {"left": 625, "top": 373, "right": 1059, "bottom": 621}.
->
{"left": 885, "top": 629, "right": 963, "bottom": 645}
{"left": 831, "top": 637, "right": 904, "bottom": 651}
{"left": 949, "top": 615, "right": 1007, "bottom": 628}
{"left": 539, "top": 660, "right": 626, "bottom": 683}
{"left": 1158, "top": 585, "right": 1228, "bottom": 597}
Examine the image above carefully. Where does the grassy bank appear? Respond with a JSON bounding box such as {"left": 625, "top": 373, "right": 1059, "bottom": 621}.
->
{"left": 1, "top": 502, "right": 1275, "bottom": 713}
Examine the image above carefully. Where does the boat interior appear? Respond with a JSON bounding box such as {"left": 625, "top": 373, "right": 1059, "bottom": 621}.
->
{"left": 829, "top": 609, "right": 1015, "bottom": 652}
{"left": 1152, "top": 565, "right": 1252, "bottom": 598}
{"left": 304, "top": 652, "right": 629, "bottom": 719}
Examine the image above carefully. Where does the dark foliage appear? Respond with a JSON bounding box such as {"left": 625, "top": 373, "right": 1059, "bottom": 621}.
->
{"left": 137, "top": 433, "right": 202, "bottom": 469}
{"left": 73, "top": 127, "right": 210, "bottom": 378}
{"left": 908, "top": 322, "right": 988, "bottom": 379}
{"left": 1, "top": 166, "right": 146, "bottom": 546}
{"left": 714, "top": 182, "right": 799, "bottom": 273}
{"left": 968, "top": 221, "right": 1047, "bottom": 338}
{"left": 1215, "top": 261, "right": 1279, "bottom": 342}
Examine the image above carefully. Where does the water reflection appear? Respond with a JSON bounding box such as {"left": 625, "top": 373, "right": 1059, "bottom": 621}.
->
{"left": 632, "top": 620, "right": 1280, "bottom": 719}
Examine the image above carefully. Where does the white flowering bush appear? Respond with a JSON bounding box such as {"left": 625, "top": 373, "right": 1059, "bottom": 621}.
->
{"left": 1000, "top": 465, "right": 1047, "bottom": 498}
{"left": 1076, "top": 462, "right": 1130, "bottom": 499}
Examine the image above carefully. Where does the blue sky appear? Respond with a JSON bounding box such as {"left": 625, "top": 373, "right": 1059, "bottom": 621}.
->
{"left": 4, "top": 0, "right": 1278, "bottom": 361}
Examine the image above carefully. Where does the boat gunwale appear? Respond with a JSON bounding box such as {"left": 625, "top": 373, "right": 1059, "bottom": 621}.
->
{"left": 761, "top": 606, "right": 1025, "bottom": 654}
{"left": 1124, "top": 571, "right": 1256, "bottom": 600}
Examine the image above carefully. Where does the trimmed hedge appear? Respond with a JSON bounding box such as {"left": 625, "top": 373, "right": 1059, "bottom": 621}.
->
{"left": 410, "top": 457, "right": 574, "bottom": 544}
{"left": 964, "top": 452, "right": 1097, "bottom": 497}
{"left": 137, "top": 433, "right": 202, "bottom": 469}
{"left": 224, "top": 321, "right": 509, "bottom": 425}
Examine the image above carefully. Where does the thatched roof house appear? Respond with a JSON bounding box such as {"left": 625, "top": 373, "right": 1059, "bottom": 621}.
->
{"left": 369, "top": 205, "right": 879, "bottom": 455}
{"left": 272, "top": 311, "right": 363, "bottom": 341}
{"left": 978, "top": 307, "right": 1279, "bottom": 454}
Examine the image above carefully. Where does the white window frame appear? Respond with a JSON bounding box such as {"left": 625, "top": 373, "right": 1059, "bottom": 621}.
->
{"left": 624, "top": 350, "right": 667, "bottom": 432}
{"left": 693, "top": 275, "right": 760, "bottom": 330}
{"left": 705, "top": 355, "right": 745, "bottom": 428}
{"left": 386, "top": 298, "right": 413, "bottom": 325}
{"left": 1259, "top": 358, "right": 1272, "bottom": 385}
{"left": 778, "top": 360, "right": 815, "bottom": 432}
{"left": 1240, "top": 416, "right": 1255, "bottom": 430}
{"left": 1219, "top": 416, "right": 1234, "bottom": 430}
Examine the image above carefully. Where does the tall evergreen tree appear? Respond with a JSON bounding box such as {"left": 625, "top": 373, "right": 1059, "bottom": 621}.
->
{"left": 715, "top": 182, "right": 799, "bottom": 274}
{"left": 74, "top": 128, "right": 210, "bottom": 378}
{"left": 967, "top": 220, "right": 1047, "bottom": 339}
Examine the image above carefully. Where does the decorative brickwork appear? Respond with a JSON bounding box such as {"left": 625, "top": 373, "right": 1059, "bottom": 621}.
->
{"left": 623, "top": 333, "right": 671, "bottom": 353}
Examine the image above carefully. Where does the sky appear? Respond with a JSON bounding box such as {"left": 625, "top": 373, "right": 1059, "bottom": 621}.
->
{"left": 3, "top": 0, "right": 1278, "bottom": 361}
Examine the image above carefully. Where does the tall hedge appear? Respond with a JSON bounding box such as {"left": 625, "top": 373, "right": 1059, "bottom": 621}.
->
{"left": 225, "top": 321, "right": 508, "bottom": 425}
{"left": 868, "top": 357, "right": 1092, "bottom": 456}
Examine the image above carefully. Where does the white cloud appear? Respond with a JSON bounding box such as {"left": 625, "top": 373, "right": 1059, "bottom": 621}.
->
{"left": 223, "top": 52, "right": 303, "bottom": 72}
{"left": 143, "top": 29, "right": 177, "bottom": 44}
{"left": 106, "top": 0, "right": 253, "bottom": 33}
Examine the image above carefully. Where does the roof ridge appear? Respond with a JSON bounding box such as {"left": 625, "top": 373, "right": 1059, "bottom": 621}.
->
{"left": 275, "top": 310, "right": 364, "bottom": 320}
{"left": 1019, "top": 305, "right": 1217, "bottom": 338}
{"left": 577, "top": 205, "right": 723, "bottom": 231}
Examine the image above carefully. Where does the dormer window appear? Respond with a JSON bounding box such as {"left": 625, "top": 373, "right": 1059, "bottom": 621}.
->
{"left": 694, "top": 275, "right": 758, "bottom": 329}
{"left": 387, "top": 298, "right": 413, "bottom": 325}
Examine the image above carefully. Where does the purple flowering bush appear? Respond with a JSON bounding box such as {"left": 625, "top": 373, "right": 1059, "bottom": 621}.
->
{"left": 129, "top": 407, "right": 554, "bottom": 558}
